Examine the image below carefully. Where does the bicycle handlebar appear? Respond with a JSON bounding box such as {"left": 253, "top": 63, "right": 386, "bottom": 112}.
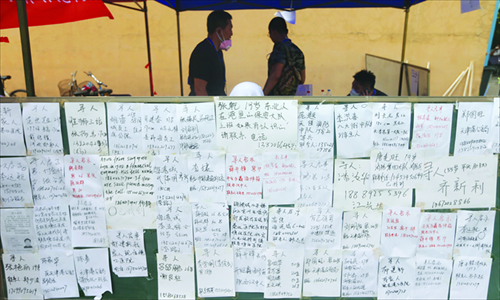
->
{"left": 84, "top": 71, "right": 107, "bottom": 87}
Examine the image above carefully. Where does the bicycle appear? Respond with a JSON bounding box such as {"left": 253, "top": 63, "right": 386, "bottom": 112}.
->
{"left": 1, "top": 75, "right": 28, "bottom": 97}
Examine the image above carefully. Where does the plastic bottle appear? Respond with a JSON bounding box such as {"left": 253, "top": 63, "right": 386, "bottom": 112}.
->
{"left": 306, "top": 90, "right": 311, "bottom": 96}
{"left": 327, "top": 89, "right": 332, "bottom": 96}
{"left": 321, "top": 89, "right": 325, "bottom": 96}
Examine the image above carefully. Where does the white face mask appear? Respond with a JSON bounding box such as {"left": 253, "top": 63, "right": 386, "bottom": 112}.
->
{"left": 349, "top": 88, "right": 360, "bottom": 96}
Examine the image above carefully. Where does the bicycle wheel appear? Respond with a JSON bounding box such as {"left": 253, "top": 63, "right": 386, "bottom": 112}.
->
{"left": 9, "top": 89, "right": 28, "bottom": 97}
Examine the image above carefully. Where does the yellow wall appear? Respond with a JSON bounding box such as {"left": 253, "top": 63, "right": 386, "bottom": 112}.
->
{"left": 0, "top": 0, "right": 496, "bottom": 97}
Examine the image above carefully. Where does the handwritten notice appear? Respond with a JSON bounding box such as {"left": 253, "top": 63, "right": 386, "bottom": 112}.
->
{"left": 196, "top": 247, "right": 235, "bottom": 298}
{"left": 215, "top": 99, "right": 298, "bottom": 153}
{"left": 417, "top": 212, "right": 456, "bottom": 259}
{"left": 296, "top": 156, "right": 333, "bottom": 207}
{"left": 157, "top": 204, "right": 194, "bottom": 253}
{"left": 454, "top": 102, "right": 493, "bottom": 156}
{"left": 192, "top": 203, "right": 230, "bottom": 248}
{"left": 263, "top": 152, "right": 300, "bottom": 204}
{"left": 73, "top": 248, "right": 112, "bottom": 296}
{"left": 298, "top": 104, "right": 334, "bottom": 156}
{"left": 370, "top": 149, "right": 424, "bottom": 189}
{"left": 372, "top": 103, "right": 411, "bottom": 149}
{"left": 417, "top": 155, "right": 498, "bottom": 209}
{"left": 489, "top": 98, "right": 499, "bottom": 153}
{"left": 268, "top": 207, "right": 306, "bottom": 248}
{"left": 234, "top": 248, "right": 266, "bottom": 293}
{"left": 178, "top": 102, "right": 216, "bottom": 152}
{"left": 378, "top": 257, "right": 415, "bottom": 299}
{"left": 39, "top": 250, "right": 79, "bottom": 299}
{"left": 225, "top": 154, "right": 263, "bottom": 197}
{"left": 335, "top": 103, "right": 373, "bottom": 158}
{"left": 454, "top": 210, "right": 495, "bottom": 257}
{"left": 141, "top": 103, "right": 179, "bottom": 155}
{"left": 64, "top": 155, "right": 103, "bottom": 201}
{"left": 152, "top": 154, "right": 189, "bottom": 206}
{"left": 157, "top": 253, "right": 195, "bottom": 300}
{"left": 2, "top": 253, "right": 42, "bottom": 299}
{"left": 22, "top": 102, "right": 63, "bottom": 155}
{"left": 33, "top": 205, "right": 71, "bottom": 250}
{"left": 0, "top": 103, "right": 26, "bottom": 156}
{"left": 231, "top": 198, "right": 268, "bottom": 248}
{"left": 264, "top": 248, "right": 304, "bottom": 299}
{"left": 27, "top": 155, "right": 67, "bottom": 205}
{"left": 414, "top": 257, "right": 452, "bottom": 300}
{"left": 0, "top": 157, "right": 33, "bottom": 208}
{"left": 334, "top": 159, "right": 412, "bottom": 211}
{"left": 380, "top": 206, "right": 420, "bottom": 257}
{"left": 305, "top": 207, "right": 342, "bottom": 249}
{"left": 302, "top": 249, "right": 342, "bottom": 297}
{"left": 105, "top": 195, "right": 156, "bottom": 229}
{"left": 65, "top": 102, "right": 108, "bottom": 155}
{"left": 341, "top": 249, "right": 379, "bottom": 297}
{"left": 342, "top": 210, "right": 382, "bottom": 250}
{"left": 107, "top": 102, "right": 143, "bottom": 155}
{"left": 187, "top": 150, "right": 225, "bottom": 202}
{"left": 108, "top": 229, "right": 148, "bottom": 277}
{"left": 411, "top": 103, "right": 453, "bottom": 156}
{"left": 450, "top": 257, "right": 492, "bottom": 299}
{"left": 70, "top": 200, "right": 108, "bottom": 247}
{"left": 1, "top": 208, "right": 36, "bottom": 253}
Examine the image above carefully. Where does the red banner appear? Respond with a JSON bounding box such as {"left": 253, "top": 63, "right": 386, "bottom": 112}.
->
{"left": 0, "top": 0, "right": 114, "bottom": 30}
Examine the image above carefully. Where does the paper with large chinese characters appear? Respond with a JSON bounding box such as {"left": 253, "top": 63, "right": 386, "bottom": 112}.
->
{"left": 195, "top": 247, "right": 236, "bottom": 298}
{"left": 489, "top": 97, "right": 500, "bottom": 153}
{"left": 106, "top": 102, "right": 143, "bottom": 155}
{"left": 263, "top": 152, "right": 300, "bottom": 205}
{"left": 73, "top": 248, "right": 112, "bottom": 297}
{"left": 157, "top": 253, "right": 195, "bottom": 300}
{"left": 334, "top": 159, "right": 412, "bottom": 211}
{"left": 296, "top": 155, "right": 333, "bottom": 207}
{"left": 178, "top": 102, "right": 217, "bottom": 152}
{"left": 215, "top": 99, "right": 298, "bottom": 153}
{"left": 22, "top": 102, "right": 64, "bottom": 155}
{"left": 417, "top": 212, "right": 456, "bottom": 259}
{"left": 225, "top": 153, "right": 263, "bottom": 198}
{"left": 64, "top": 102, "right": 108, "bottom": 155}
{"left": 416, "top": 155, "right": 498, "bottom": 209}
{"left": 33, "top": 205, "right": 72, "bottom": 250}
{"left": 39, "top": 250, "right": 79, "bottom": 299}
{"left": 70, "top": 199, "right": 108, "bottom": 248}
{"left": 2, "top": 253, "right": 43, "bottom": 299}
{"left": 264, "top": 248, "right": 305, "bottom": 299}
{"left": 192, "top": 203, "right": 230, "bottom": 248}
{"left": 152, "top": 154, "right": 189, "bottom": 207}
{"left": 378, "top": 257, "right": 415, "bottom": 299}
{"left": 304, "top": 207, "right": 342, "bottom": 249}
{"left": 27, "top": 155, "right": 68, "bottom": 205}
{"left": 231, "top": 198, "right": 268, "bottom": 248}
{"left": 370, "top": 149, "right": 424, "bottom": 189}
{"left": 108, "top": 229, "right": 148, "bottom": 277}
{"left": 341, "top": 249, "right": 379, "bottom": 297}
{"left": 0, "top": 102, "right": 26, "bottom": 156}
{"left": 1, "top": 208, "right": 37, "bottom": 253}
{"left": 157, "top": 203, "right": 194, "bottom": 254}
{"left": 302, "top": 249, "right": 342, "bottom": 297}
{"left": 234, "top": 247, "right": 266, "bottom": 293}
{"left": 411, "top": 103, "right": 453, "bottom": 156}
{"left": 141, "top": 103, "right": 179, "bottom": 155}
{"left": 0, "top": 157, "right": 33, "bottom": 208}
{"left": 187, "top": 150, "right": 226, "bottom": 203}
{"left": 268, "top": 207, "right": 306, "bottom": 249}
{"left": 298, "top": 104, "right": 334, "bottom": 157}
{"left": 64, "top": 155, "right": 103, "bottom": 201}
{"left": 104, "top": 195, "right": 156, "bottom": 229}
{"left": 454, "top": 102, "right": 493, "bottom": 156}
{"left": 371, "top": 103, "right": 411, "bottom": 150}
{"left": 335, "top": 103, "right": 373, "bottom": 158}
{"left": 449, "top": 257, "right": 492, "bottom": 300}
{"left": 380, "top": 206, "right": 420, "bottom": 257}
{"left": 342, "top": 210, "right": 382, "bottom": 250}
{"left": 414, "top": 257, "right": 452, "bottom": 300}
{"left": 453, "top": 210, "right": 495, "bottom": 257}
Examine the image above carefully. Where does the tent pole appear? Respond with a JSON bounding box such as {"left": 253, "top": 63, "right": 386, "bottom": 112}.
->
{"left": 400, "top": 6, "right": 410, "bottom": 62}
{"left": 176, "top": 7, "right": 184, "bottom": 96}
{"left": 144, "top": 0, "right": 154, "bottom": 96}
{"left": 16, "top": 0, "right": 35, "bottom": 96}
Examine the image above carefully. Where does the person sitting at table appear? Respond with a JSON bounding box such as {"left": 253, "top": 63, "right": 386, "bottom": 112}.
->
{"left": 348, "top": 70, "right": 387, "bottom": 96}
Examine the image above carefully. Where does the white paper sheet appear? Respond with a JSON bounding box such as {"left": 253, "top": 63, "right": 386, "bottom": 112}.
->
{"left": 231, "top": 198, "right": 268, "bottom": 248}
{"left": 341, "top": 249, "right": 379, "bottom": 297}
{"left": 39, "top": 250, "right": 79, "bottom": 299}
{"left": 64, "top": 102, "right": 108, "bottom": 155}
{"left": 296, "top": 155, "right": 333, "bottom": 207}
{"left": 372, "top": 103, "right": 411, "bottom": 149}
{"left": 305, "top": 207, "right": 342, "bottom": 249}
{"left": 417, "top": 212, "right": 456, "bottom": 259}
{"left": 298, "top": 104, "right": 334, "bottom": 157}
{"left": 264, "top": 248, "right": 305, "bottom": 299}
{"left": 64, "top": 155, "right": 104, "bottom": 201}
{"left": 302, "top": 248, "right": 342, "bottom": 297}
{"left": 268, "top": 207, "right": 306, "bottom": 248}
{"left": 416, "top": 155, "right": 498, "bottom": 209}
{"left": 70, "top": 199, "right": 108, "bottom": 247}
{"left": 1, "top": 208, "right": 37, "bottom": 253}
{"left": 489, "top": 98, "right": 500, "bottom": 153}
{"left": 263, "top": 151, "right": 300, "bottom": 204}
{"left": 215, "top": 99, "right": 298, "bottom": 153}
{"left": 414, "top": 257, "right": 452, "bottom": 300}
{"left": 2, "top": 253, "right": 43, "bottom": 299}
{"left": 225, "top": 153, "right": 263, "bottom": 197}
{"left": 380, "top": 206, "right": 420, "bottom": 257}
{"left": 411, "top": 103, "right": 453, "bottom": 156}
{"left": 233, "top": 247, "right": 266, "bottom": 293}
{"left": 454, "top": 210, "right": 495, "bottom": 257}
{"left": 73, "top": 248, "right": 112, "bottom": 296}
{"left": 22, "top": 102, "right": 64, "bottom": 155}
{"left": 454, "top": 102, "right": 494, "bottom": 156}
{"left": 370, "top": 149, "right": 424, "bottom": 189}
{"left": 410, "top": 68, "right": 419, "bottom": 95}
{"left": 342, "top": 210, "right": 382, "bottom": 250}
{"left": 107, "top": 102, "right": 143, "bottom": 155}
{"left": 108, "top": 229, "right": 148, "bottom": 277}
{"left": 449, "top": 256, "right": 492, "bottom": 300}
{"left": 196, "top": 247, "right": 235, "bottom": 297}
{"left": 105, "top": 195, "right": 156, "bottom": 229}
{"left": 187, "top": 150, "right": 226, "bottom": 202}
{"left": 334, "top": 159, "right": 412, "bottom": 210}
{"left": 0, "top": 157, "right": 34, "bottom": 208}
{"left": 192, "top": 203, "right": 230, "bottom": 248}
{"left": 33, "top": 205, "right": 72, "bottom": 250}
{"left": 335, "top": 103, "right": 373, "bottom": 158}
{"left": 0, "top": 102, "right": 26, "bottom": 156}
{"left": 378, "top": 256, "right": 415, "bottom": 299}
{"left": 157, "top": 203, "right": 194, "bottom": 253}
{"left": 178, "top": 102, "right": 217, "bottom": 152}
{"left": 27, "top": 155, "right": 67, "bottom": 205}
{"left": 141, "top": 103, "right": 179, "bottom": 155}
{"left": 152, "top": 154, "right": 189, "bottom": 206}
{"left": 157, "top": 252, "right": 195, "bottom": 300}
